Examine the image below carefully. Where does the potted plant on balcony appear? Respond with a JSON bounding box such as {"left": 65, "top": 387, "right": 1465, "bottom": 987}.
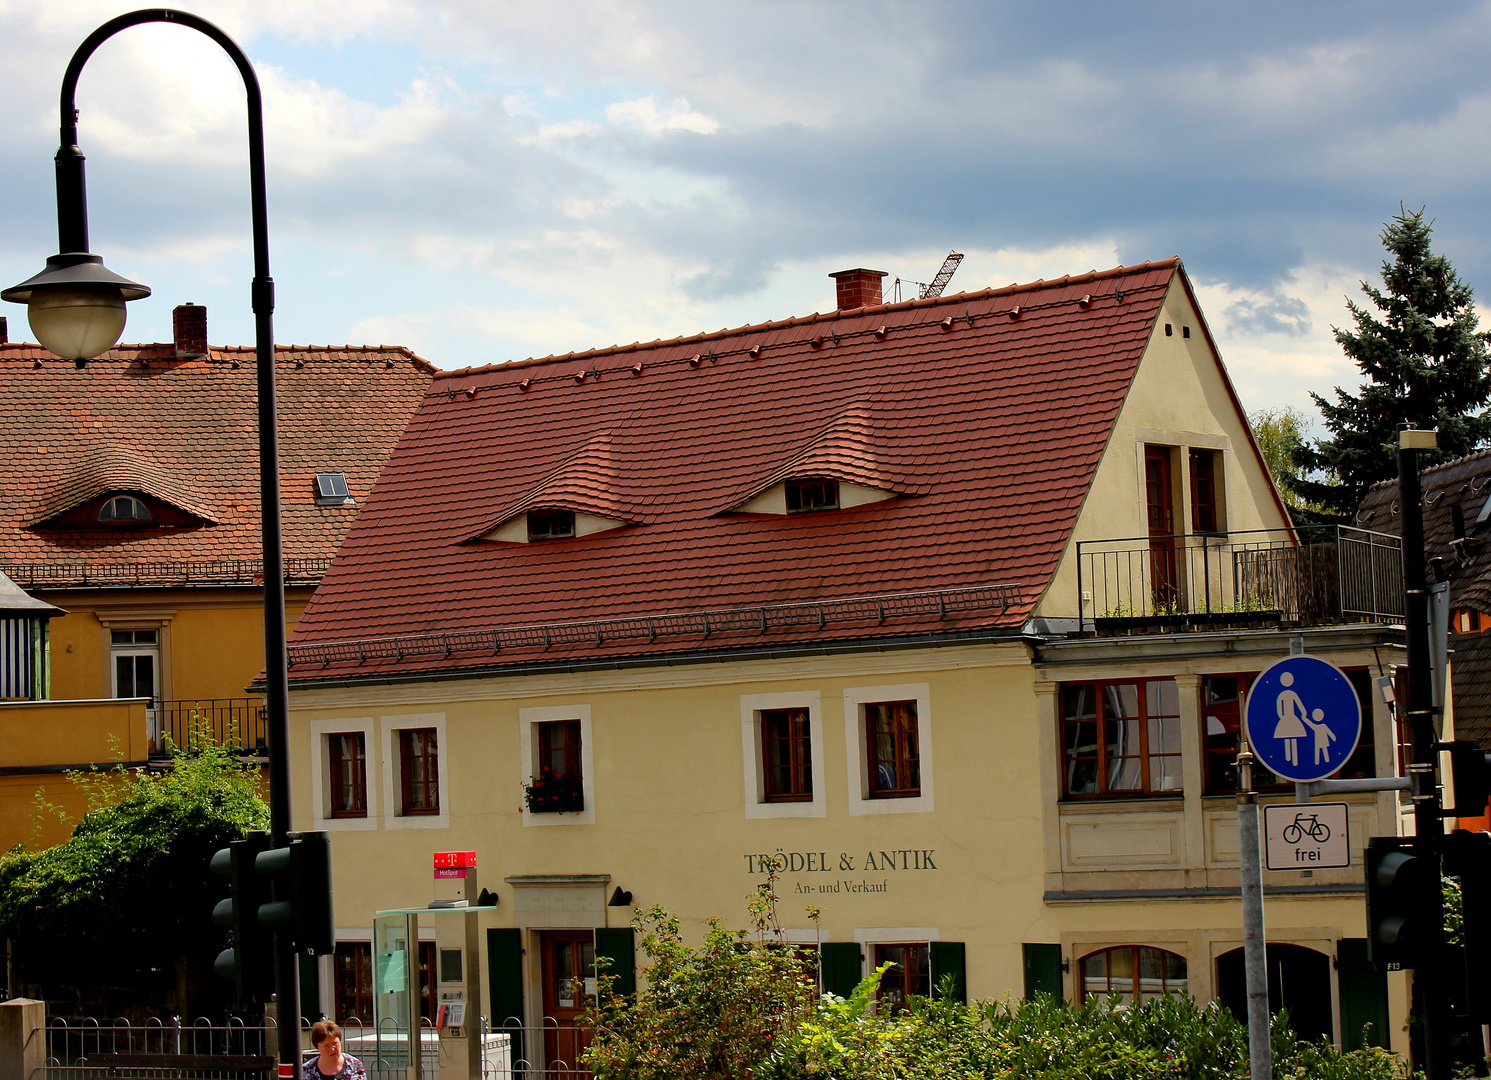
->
{"left": 522, "top": 766, "right": 585, "bottom": 814}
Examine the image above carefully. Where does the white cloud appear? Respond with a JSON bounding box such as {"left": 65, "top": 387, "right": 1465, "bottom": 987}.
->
{"left": 604, "top": 95, "right": 718, "bottom": 136}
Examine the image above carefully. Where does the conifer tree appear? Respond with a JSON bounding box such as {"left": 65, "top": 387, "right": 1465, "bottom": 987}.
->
{"left": 1292, "top": 208, "right": 1491, "bottom": 519}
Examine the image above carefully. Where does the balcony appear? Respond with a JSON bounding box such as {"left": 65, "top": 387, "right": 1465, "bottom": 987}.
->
{"left": 153, "top": 698, "right": 267, "bottom": 756}
{"left": 1076, "top": 525, "right": 1403, "bottom": 634}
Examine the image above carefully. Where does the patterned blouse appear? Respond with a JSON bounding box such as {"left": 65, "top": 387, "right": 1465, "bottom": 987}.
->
{"left": 303, "top": 1055, "right": 366, "bottom": 1080}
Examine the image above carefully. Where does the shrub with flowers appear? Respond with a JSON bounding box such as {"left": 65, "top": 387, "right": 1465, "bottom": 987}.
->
{"left": 522, "top": 766, "right": 584, "bottom": 813}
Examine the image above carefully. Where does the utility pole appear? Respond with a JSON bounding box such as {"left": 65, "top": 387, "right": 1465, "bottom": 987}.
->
{"left": 1399, "top": 425, "right": 1449, "bottom": 1079}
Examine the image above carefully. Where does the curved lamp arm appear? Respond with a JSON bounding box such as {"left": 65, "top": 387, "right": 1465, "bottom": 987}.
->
{"left": 55, "top": 8, "right": 272, "bottom": 316}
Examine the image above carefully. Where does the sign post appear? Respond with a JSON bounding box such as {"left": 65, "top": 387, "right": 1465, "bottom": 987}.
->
{"left": 1237, "top": 654, "right": 1363, "bottom": 1079}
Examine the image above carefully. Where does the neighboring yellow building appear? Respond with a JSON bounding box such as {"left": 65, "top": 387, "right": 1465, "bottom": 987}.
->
{"left": 280, "top": 261, "right": 1409, "bottom": 1067}
{"left": 0, "top": 303, "right": 433, "bottom": 850}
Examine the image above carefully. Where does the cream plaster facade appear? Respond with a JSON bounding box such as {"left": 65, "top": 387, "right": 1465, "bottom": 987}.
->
{"left": 285, "top": 273, "right": 1408, "bottom": 1061}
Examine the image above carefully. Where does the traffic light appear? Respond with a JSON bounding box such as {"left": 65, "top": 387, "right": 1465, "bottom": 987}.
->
{"left": 1443, "top": 829, "right": 1491, "bottom": 1022}
{"left": 1441, "top": 741, "right": 1491, "bottom": 819}
{"left": 1366, "top": 836, "right": 1438, "bottom": 971}
{"left": 255, "top": 830, "right": 335, "bottom": 955}
{"left": 210, "top": 830, "right": 273, "bottom": 1000}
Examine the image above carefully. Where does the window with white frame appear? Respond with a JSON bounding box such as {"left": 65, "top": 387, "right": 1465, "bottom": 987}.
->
{"left": 519, "top": 705, "right": 595, "bottom": 826}
{"left": 380, "top": 714, "right": 449, "bottom": 829}
{"left": 311, "top": 718, "right": 378, "bottom": 831}
{"left": 741, "top": 691, "right": 825, "bottom": 819}
{"left": 844, "top": 683, "right": 933, "bottom": 815}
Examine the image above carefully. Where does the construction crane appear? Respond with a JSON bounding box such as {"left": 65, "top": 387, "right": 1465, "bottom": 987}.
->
{"left": 919, "top": 251, "right": 964, "bottom": 299}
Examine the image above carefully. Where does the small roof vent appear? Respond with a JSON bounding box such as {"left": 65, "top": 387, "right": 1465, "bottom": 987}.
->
{"left": 315, "top": 473, "right": 355, "bottom": 506}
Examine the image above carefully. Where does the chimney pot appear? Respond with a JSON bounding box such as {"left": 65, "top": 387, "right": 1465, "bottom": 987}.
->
{"left": 0, "top": 316, "right": 7, "bottom": 345}
{"left": 173, "top": 302, "right": 208, "bottom": 359}
{"left": 829, "top": 268, "right": 887, "bottom": 310}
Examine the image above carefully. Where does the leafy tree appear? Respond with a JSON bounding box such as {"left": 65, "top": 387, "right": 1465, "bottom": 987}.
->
{"left": 1294, "top": 208, "right": 1491, "bottom": 519}
{"left": 0, "top": 737, "right": 268, "bottom": 1016}
{"left": 1249, "top": 405, "right": 1337, "bottom": 517}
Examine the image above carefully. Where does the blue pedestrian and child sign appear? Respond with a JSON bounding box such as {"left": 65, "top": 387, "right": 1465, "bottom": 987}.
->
{"left": 1242, "top": 655, "right": 1363, "bottom": 784}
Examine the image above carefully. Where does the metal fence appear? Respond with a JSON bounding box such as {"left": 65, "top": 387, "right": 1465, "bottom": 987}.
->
{"left": 43, "top": 1016, "right": 597, "bottom": 1080}
{"left": 155, "top": 700, "right": 267, "bottom": 755}
{"left": 1076, "top": 525, "right": 1404, "bottom": 630}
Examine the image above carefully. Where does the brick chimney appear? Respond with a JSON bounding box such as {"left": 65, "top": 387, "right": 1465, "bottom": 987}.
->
{"left": 829, "top": 268, "right": 887, "bottom": 310}
{"left": 173, "top": 303, "right": 207, "bottom": 359}
{"left": 0, "top": 316, "right": 7, "bottom": 345}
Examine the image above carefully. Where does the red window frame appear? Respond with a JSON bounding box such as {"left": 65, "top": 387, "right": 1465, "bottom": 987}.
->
{"left": 1189, "top": 449, "right": 1217, "bottom": 533}
{"left": 1078, "top": 945, "right": 1188, "bottom": 1004}
{"left": 327, "top": 732, "right": 367, "bottom": 818}
{"left": 1061, "top": 680, "right": 1182, "bottom": 798}
{"left": 874, "top": 943, "right": 929, "bottom": 1011}
{"left": 762, "top": 708, "right": 813, "bottom": 801}
{"left": 865, "top": 701, "right": 920, "bottom": 798}
{"left": 1202, "top": 669, "right": 1377, "bottom": 794}
{"left": 538, "top": 719, "right": 583, "bottom": 779}
{"left": 399, "top": 727, "right": 440, "bottom": 815}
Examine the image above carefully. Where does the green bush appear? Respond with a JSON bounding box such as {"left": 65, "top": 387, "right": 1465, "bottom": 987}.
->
{"left": 587, "top": 884, "right": 1421, "bottom": 1080}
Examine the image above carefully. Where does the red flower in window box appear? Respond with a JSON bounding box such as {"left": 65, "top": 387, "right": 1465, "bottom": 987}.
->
{"left": 522, "top": 767, "right": 584, "bottom": 813}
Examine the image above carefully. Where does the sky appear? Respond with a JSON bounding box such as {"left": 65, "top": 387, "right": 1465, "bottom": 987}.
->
{"left": 3, "top": 1, "right": 1491, "bottom": 427}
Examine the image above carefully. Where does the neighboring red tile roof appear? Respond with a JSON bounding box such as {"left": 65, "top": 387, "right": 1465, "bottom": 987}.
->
{"left": 0, "top": 342, "right": 435, "bottom": 585}
{"left": 286, "top": 259, "right": 1183, "bottom": 682}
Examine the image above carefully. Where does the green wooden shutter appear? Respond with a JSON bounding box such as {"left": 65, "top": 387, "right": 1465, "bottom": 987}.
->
{"left": 1337, "top": 938, "right": 1389, "bottom": 1050}
{"left": 929, "top": 941, "right": 967, "bottom": 1003}
{"left": 595, "top": 927, "right": 636, "bottom": 997}
{"left": 1023, "top": 943, "right": 1063, "bottom": 1000}
{"left": 487, "top": 928, "right": 525, "bottom": 1067}
{"left": 820, "top": 941, "right": 863, "bottom": 999}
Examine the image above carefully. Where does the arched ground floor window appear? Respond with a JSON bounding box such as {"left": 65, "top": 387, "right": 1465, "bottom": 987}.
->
{"left": 1079, "top": 945, "right": 1188, "bottom": 1004}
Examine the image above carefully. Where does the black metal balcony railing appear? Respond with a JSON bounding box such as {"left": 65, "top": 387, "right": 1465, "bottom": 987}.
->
{"left": 155, "top": 698, "right": 267, "bottom": 755}
{"left": 1076, "top": 525, "right": 1404, "bottom": 632}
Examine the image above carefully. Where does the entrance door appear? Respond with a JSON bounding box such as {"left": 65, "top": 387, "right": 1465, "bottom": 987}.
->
{"left": 1144, "top": 447, "right": 1179, "bottom": 611}
{"left": 1216, "top": 943, "right": 1333, "bottom": 1043}
{"left": 540, "top": 929, "right": 595, "bottom": 1077}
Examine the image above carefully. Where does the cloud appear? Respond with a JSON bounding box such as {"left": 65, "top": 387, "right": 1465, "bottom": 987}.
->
{"left": 604, "top": 96, "right": 719, "bottom": 136}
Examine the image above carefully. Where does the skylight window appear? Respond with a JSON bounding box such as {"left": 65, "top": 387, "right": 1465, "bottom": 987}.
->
{"left": 315, "top": 473, "right": 355, "bottom": 506}
{"left": 98, "top": 495, "right": 151, "bottom": 522}
{"left": 786, "top": 478, "right": 839, "bottom": 513}
{"left": 527, "top": 510, "right": 576, "bottom": 541}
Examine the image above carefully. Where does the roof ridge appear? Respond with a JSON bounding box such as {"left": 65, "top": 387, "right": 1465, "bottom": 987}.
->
{"left": 436, "top": 257, "right": 1181, "bottom": 379}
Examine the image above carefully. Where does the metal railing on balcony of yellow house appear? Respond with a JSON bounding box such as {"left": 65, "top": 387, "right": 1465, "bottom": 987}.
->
{"left": 1076, "top": 525, "right": 1404, "bottom": 634}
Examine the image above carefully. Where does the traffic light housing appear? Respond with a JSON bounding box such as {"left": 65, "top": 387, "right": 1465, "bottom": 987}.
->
{"left": 255, "top": 830, "right": 335, "bottom": 955}
{"left": 1444, "top": 829, "right": 1491, "bottom": 1022}
{"left": 1442, "top": 741, "right": 1491, "bottom": 819}
{"left": 1366, "top": 836, "right": 1437, "bottom": 971}
{"left": 210, "top": 830, "right": 273, "bottom": 1001}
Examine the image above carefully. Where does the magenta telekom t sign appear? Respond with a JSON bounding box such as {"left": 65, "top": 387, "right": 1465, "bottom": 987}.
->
{"left": 433, "top": 850, "right": 477, "bottom": 879}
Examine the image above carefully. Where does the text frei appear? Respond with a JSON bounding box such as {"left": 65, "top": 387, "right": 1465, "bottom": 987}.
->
{"left": 744, "top": 849, "right": 938, "bottom": 873}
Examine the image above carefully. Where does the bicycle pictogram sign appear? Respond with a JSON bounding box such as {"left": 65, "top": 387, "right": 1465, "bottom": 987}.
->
{"left": 1262, "top": 802, "right": 1349, "bottom": 871}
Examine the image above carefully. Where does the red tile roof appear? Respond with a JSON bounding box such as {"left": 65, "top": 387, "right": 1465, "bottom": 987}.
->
{"left": 0, "top": 342, "right": 434, "bottom": 586}
{"left": 286, "top": 259, "right": 1183, "bottom": 681}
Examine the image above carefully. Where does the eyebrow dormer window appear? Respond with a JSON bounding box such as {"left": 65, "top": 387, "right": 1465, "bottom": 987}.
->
{"left": 98, "top": 496, "right": 151, "bottom": 522}
{"left": 786, "top": 478, "right": 839, "bottom": 513}
{"left": 527, "top": 509, "right": 576, "bottom": 541}
{"left": 315, "top": 473, "right": 355, "bottom": 506}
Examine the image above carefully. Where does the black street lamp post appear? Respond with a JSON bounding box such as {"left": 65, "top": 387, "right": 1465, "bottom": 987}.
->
{"left": 4, "top": 10, "right": 299, "bottom": 1069}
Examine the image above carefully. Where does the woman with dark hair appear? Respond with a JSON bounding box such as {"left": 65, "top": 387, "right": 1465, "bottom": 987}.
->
{"left": 304, "top": 1021, "right": 366, "bottom": 1080}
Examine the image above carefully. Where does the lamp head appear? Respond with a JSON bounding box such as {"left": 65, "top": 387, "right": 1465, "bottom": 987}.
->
{"left": 2, "top": 253, "right": 150, "bottom": 363}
